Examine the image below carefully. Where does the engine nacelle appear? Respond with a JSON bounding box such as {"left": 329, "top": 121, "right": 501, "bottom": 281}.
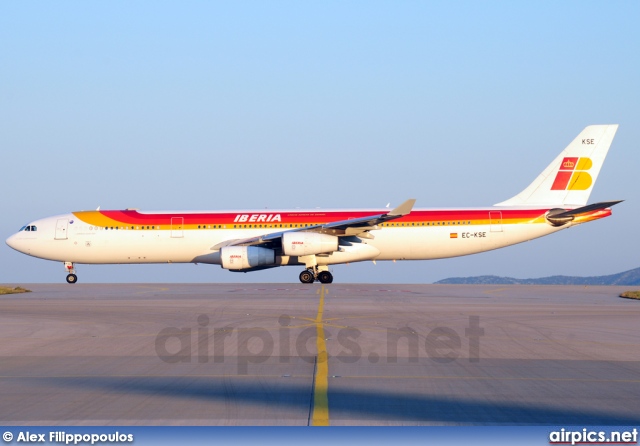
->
{"left": 282, "top": 232, "right": 338, "bottom": 256}
{"left": 220, "top": 246, "right": 275, "bottom": 270}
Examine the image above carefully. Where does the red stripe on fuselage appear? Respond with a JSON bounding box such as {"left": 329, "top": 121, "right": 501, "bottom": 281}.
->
{"left": 98, "top": 208, "right": 548, "bottom": 226}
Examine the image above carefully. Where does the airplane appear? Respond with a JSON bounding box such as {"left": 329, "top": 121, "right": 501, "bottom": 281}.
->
{"left": 6, "top": 125, "right": 621, "bottom": 285}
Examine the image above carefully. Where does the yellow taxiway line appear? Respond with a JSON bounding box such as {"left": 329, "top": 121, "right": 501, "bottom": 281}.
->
{"left": 311, "top": 285, "right": 330, "bottom": 426}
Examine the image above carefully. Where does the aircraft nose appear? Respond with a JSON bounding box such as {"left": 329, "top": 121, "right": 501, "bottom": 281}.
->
{"left": 6, "top": 234, "right": 17, "bottom": 249}
{"left": 6, "top": 233, "right": 26, "bottom": 253}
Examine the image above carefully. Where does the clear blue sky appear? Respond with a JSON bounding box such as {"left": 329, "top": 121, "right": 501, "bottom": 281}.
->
{"left": 1, "top": 1, "right": 638, "bottom": 283}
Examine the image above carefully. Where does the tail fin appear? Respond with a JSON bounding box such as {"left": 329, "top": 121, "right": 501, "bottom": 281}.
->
{"left": 495, "top": 125, "right": 619, "bottom": 207}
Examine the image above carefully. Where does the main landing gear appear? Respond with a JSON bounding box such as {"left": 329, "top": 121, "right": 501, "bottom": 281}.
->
{"left": 64, "top": 262, "right": 78, "bottom": 284}
{"left": 299, "top": 268, "right": 333, "bottom": 284}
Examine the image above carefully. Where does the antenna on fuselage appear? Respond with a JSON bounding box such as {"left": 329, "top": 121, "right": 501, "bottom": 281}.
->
{"left": 96, "top": 206, "right": 100, "bottom": 211}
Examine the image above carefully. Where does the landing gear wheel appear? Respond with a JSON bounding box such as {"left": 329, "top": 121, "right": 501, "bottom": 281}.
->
{"left": 317, "top": 271, "right": 333, "bottom": 284}
{"left": 299, "top": 270, "right": 315, "bottom": 284}
{"left": 66, "top": 274, "right": 78, "bottom": 284}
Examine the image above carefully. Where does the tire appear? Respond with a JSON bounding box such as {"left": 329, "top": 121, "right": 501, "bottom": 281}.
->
{"left": 318, "top": 271, "right": 333, "bottom": 284}
{"left": 66, "top": 274, "right": 78, "bottom": 284}
{"left": 299, "top": 270, "right": 314, "bottom": 284}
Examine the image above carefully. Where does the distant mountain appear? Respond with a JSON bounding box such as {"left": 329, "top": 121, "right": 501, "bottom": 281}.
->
{"left": 435, "top": 267, "right": 640, "bottom": 286}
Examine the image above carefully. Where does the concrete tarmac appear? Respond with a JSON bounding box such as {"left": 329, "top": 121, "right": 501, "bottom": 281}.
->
{"left": 0, "top": 283, "right": 639, "bottom": 425}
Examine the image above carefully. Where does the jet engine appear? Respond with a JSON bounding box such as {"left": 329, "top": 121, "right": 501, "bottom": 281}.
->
{"left": 220, "top": 246, "right": 275, "bottom": 270}
{"left": 282, "top": 232, "right": 338, "bottom": 256}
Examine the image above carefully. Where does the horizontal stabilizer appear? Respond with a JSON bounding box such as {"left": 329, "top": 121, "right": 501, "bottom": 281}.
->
{"left": 551, "top": 200, "right": 623, "bottom": 218}
{"left": 546, "top": 200, "right": 622, "bottom": 226}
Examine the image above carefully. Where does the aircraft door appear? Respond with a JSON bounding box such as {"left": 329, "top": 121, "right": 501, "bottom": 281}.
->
{"left": 489, "top": 211, "right": 503, "bottom": 232}
{"left": 55, "top": 219, "right": 69, "bottom": 240}
{"left": 171, "top": 217, "right": 184, "bottom": 238}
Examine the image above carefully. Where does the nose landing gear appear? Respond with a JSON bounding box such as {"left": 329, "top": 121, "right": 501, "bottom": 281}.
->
{"left": 64, "top": 262, "right": 78, "bottom": 284}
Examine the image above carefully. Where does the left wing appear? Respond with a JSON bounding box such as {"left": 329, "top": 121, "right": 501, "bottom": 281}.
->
{"left": 211, "top": 199, "right": 416, "bottom": 251}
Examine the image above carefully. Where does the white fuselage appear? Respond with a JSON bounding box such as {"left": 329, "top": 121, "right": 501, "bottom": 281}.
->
{"left": 6, "top": 207, "right": 574, "bottom": 268}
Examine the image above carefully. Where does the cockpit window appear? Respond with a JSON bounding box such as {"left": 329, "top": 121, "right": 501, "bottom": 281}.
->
{"left": 19, "top": 225, "right": 37, "bottom": 232}
{"left": 30, "top": 226, "right": 37, "bottom": 231}
{"left": 19, "top": 226, "right": 26, "bottom": 231}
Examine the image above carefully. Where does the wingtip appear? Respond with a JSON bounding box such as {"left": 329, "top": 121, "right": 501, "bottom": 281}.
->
{"left": 389, "top": 198, "right": 416, "bottom": 216}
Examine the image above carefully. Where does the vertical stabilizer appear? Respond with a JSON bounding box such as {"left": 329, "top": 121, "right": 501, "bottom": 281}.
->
{"left": 495, "top": 125, "right": 618, "bottom": 207}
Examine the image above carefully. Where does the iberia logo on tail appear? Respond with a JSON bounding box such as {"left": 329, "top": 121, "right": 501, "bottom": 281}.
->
{"left": 551, "top": 157, "right": 593, "bottom": 190}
